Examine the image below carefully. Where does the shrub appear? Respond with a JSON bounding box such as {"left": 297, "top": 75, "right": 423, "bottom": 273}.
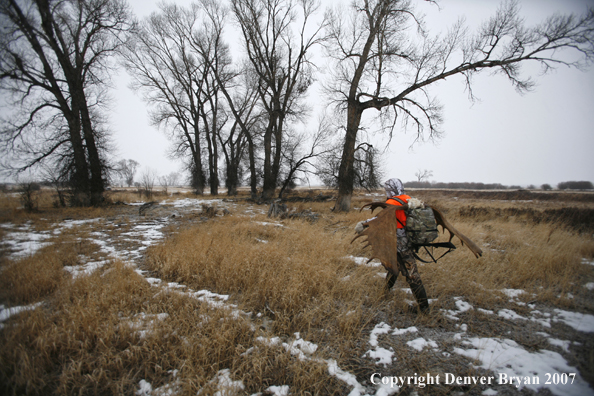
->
{"left": 19, "top": 182, "right": 40, "bottom": 212}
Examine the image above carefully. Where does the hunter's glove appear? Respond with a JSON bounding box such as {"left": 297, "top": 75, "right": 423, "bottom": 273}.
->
{"left": 354, "top": 221, "right": 366, "bottom": 234}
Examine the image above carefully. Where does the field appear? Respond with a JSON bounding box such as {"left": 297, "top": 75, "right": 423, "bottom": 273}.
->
{"left": 1, "top": 187, "right": 593, "bottom": 395}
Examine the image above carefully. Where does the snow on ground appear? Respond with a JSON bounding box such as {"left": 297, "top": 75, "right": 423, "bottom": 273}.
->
{"left": 1, "top": 198, "right": 594, "bottom": 395}
{"left": 64, "top": 259, "right": 111, "bottom": 278}
{"left": 0, "top": 302, "right": 43, "bottom": 329}
{"left": 0, "top": 222, "right": 52, "bottom": 258}
{"left": 582, "top": 258, "right": 594, "bottom": 266}
{"left": 346, "top": 255, "right": 383, "bottom": 267}
{"left": 441, "top": 296, "right": 473, "bottom": 321}
{"left": 453, "top": 337, "right": 592, "bottom": 396}
{"left": 406, "top": 337, "right": 438, "bottom": 352}
{"left": 552, "top": 309, "right": 594, "bottom": 333}
{"left": 437, "top": 295, "right": 593, "bottom": 335}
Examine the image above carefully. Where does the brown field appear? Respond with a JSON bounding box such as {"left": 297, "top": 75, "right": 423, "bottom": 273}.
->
{"left": 0, "top": 188, "right": 593, "bottom": 395}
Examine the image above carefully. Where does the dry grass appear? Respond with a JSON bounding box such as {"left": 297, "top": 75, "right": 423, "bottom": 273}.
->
{"left": 0, "top": 260, "right": 346, "bottom": 395}
{"left": 0, "top": 189, "right": 593, "bottom": 395}
{"left": 146, "top": 215, "right": 387, "bottom": 341}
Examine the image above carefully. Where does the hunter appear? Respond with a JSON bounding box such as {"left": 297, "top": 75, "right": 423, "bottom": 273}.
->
{"left": 356, "top": 178, "right": 430, "bottom": 313}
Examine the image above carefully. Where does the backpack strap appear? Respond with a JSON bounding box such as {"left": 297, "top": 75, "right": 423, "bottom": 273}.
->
{"left": 388, "top": 196, "right": 407, "bottom": 227}
{"left": 412, "top": 242, "right": 457, "bottom": 263}
{"left": 390, "top": 196, "right": 407, "bottom": 206}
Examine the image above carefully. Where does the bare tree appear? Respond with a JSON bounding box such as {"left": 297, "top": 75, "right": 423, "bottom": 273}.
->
{"left": 416, "top": 169, "right": 433, "bottom": 183}
{"left": 231, "top": 0, "right": 325, "bottom": 199}
{"left": 140, "top": 168, "right": 158, "bottom": 199}
{"left": 353, "top": 143, "right": 383, "bottom": 193}
{"left": 316, "top": 115, "right": 383, "bottom": 193}
{"left": 324, "top": 0, "right": 594, "bottom": 211}
{"left": 116, "top": 159, "right": 140, "bottom": 187}
{"left": 18, "top": 179, "right": 40, "bottom": 212}
{"left": 212, "top": 56, "right": 264, "bottom": 199}
{"left": 159, "top": 172, "right": 179, "bottom": 195}
{"left": 41, "top": 164, "right": 68, "bottom": 207}
{"left": 122, "top": 3, "right": 207, "bottom": 194}
{"left": 278, "top": 114, "right": 334, "bottom": 198}
{"left": 0, "top": 0, "right": 134, "bottom": 206}
{"left": 217, "top": 85, "right": 260, "bottom": 196}
{"left": 191, "top": 0, "right": 236, "bottom": 196}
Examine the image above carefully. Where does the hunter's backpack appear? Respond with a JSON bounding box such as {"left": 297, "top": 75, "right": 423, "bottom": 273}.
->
{"left": 406, "top": 206, "right": 439, "bottom": 245}
{"left": 392, "top": 197, "right": 439, "bottom": 246}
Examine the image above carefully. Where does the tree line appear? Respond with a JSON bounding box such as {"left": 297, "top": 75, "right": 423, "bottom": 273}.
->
{"left": 1, "top": 0, "right": 593, "bottom": 210}
{"left": 404, "top": 181, "right": 594, "bottom": 191}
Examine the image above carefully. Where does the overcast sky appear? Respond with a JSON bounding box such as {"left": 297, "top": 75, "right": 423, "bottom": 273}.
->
{"left": 111, "top": 0, "right": 594, "bottom": 188}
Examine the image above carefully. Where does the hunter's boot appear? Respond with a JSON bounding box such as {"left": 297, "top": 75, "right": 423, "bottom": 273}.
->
{"left": 409, "top": 281, "right": 429, "bottom": 313}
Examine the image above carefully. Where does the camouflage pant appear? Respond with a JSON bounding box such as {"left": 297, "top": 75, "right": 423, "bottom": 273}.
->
{"left": 395, "top": 229, "right": 421, "bottom": 284}
{"left": 386, "top": 229, "right": 429, "bottom": 312}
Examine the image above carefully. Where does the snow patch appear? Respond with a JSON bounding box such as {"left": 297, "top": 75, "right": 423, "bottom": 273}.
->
{"left": 453, "top": 337, "right": 593, "bottom": 396}
{"left": 553, "top": 309, "right": 594, "bottom": 333}
{"left": 498, "top": 309, "right": 527, "bottom": 321}
{"left": 345, "top": 255, "right": 382, "bottom": 267}
{"left": 406, "top": 337, "right": 438, "bottom": 352}
{"left": 392, "top": 326, "right": 418, "bottom": 336}
{"left": 0, "top": 302, "right": 43, "bottom": 328}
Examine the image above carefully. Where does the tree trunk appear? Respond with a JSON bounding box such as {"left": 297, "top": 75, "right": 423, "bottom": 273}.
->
{"left": 270, "top": 115, "right": 284, "bottom": 197}
{"left": 63, "top": 106, "right": 90, "bottom": 198}
{"left": 191, "top": 165, "right": 205, "bottom": 195}
{"left": 192, "top": 122, "right": 205, "bottom": 195}
{"left": 210, "top": 146, "right": 219, "bottom": 196}
{"left": 205, "top": 131, "right": 218, "bottom": 196}
{"left": 262, "top": 113, "right": 284, "bottom": 200}
{"left": 226, "top": 164, "right": 238, "bottom": 196}
{"left": 246, "top": 132, "right": 258, "bottom": 199}
{"left": 261, "top": 118, "right": 275, "bottom": 200}
{"left": 335, "top": 105, "right": 363, "bottom": 212}
{"left": 79, "top": 91, "right": 105, "bottom": 205}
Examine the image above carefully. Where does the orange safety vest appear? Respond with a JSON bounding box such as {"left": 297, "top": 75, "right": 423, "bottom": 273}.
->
{"left": 386, "top": 194, "right": 410, "bottom": 228}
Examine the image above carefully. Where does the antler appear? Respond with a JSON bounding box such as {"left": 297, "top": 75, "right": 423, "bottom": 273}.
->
{"left": 352, "top": 204, "right": 408, "bottom": 274}
{"left": 430, "top": 207, "right": 483, "bottom": 258}
{"left": 353, "top": 201, "right": 482, "bottom": 262}
{"left": 359, "top": 201, "right": 396, "bottom": 213}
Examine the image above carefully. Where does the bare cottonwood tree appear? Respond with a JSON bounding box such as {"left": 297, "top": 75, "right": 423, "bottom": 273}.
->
{"left": 191, "top": 0, "right": 236, "bottom": 196}
{"left": 122, "top": 3, "right": 208, "bottom": 194}
{"left": 316, "top": 115, "right": 384, "bottom": 193}
{"left": 140, "top": 168, "right": 157, "bottom": 199}
{"left": 231, "top": 0, "right": 325, "bottom": 199}
{"left": 278, "top": 114, "right": 334, "bottom": 198}
{"left": 211, "top": 53, "right": 264, "bottom": 198}
{"left": 116, "top": 159, "right": 140, "bottom": 187}
{"left": 217, "top": 80, "right": 261, "bottom": 196}
{"left": 159, "top": 171, "right": 179, "bottom": 195}
{"left": 416, "top": 169, "right": 433, "bottom": 183}
{"left": 0, "top": 0, "right": 134, "bottom": 205}
{"left": 324, "top": 0, "right": 594, "bottom": 211}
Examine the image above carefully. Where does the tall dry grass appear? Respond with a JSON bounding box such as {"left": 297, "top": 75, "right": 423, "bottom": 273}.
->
{"left": 146, "top": 215, "right": 389, "bottom": 343}
{"left": 0, "top": 260, "right": 347, "bottom": 395}
{"left": 404, "top": 197, "right": 594, "bottom": 312}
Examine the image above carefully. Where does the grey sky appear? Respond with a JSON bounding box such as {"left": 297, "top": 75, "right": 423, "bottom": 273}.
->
{"left": 112, "top": 0, "right": 594, "bottom": 187}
